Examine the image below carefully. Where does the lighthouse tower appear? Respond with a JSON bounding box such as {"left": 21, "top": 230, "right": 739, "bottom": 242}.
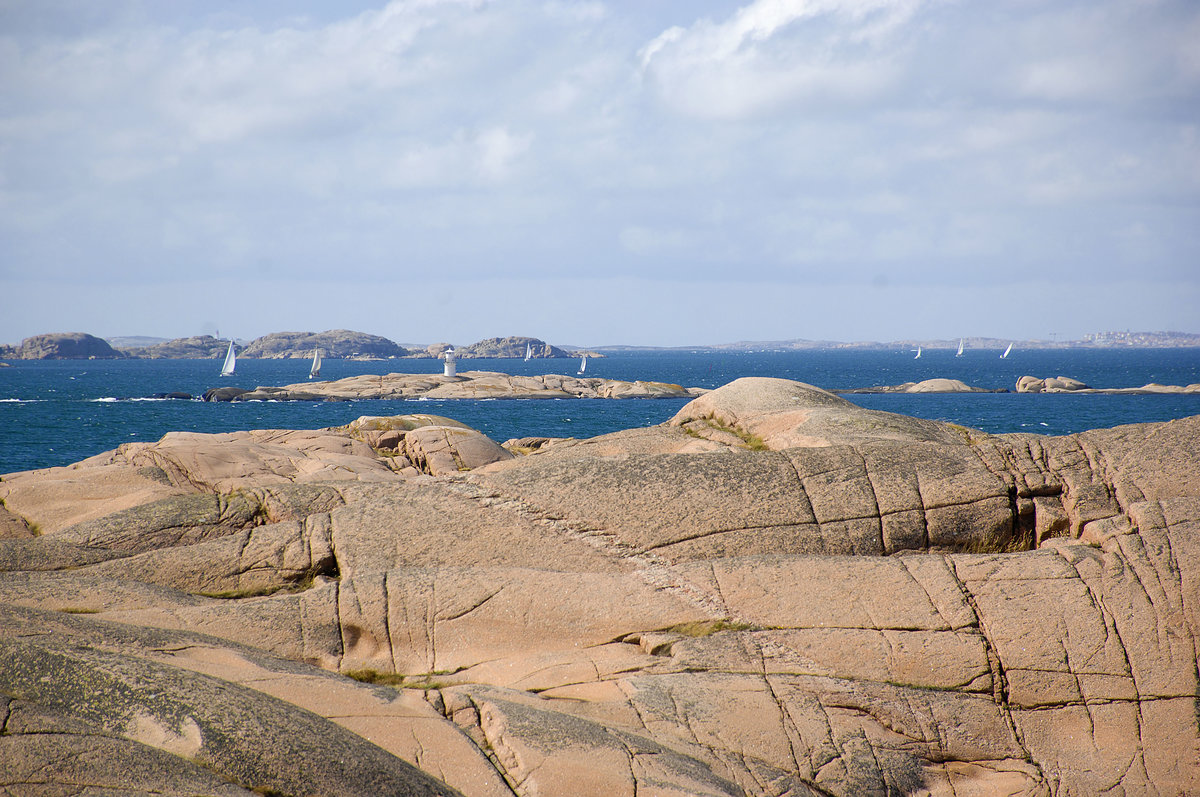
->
{"left": 443, "top": 347, "right": 457, "bottom": 377}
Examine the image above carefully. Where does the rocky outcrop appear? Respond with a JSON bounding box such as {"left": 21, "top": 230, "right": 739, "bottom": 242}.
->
{"left": 239, "top": 330, "right": 410, "bottom": 359}
{"left": 205, "top": 370, "right": 704, "bottom": 401}
{"left": 1018, "top": 375, "right": 1200, "bottom": 394}
{"left": 837, "top": 377, "right": 1005, "bottom": 393}
{"left": 121, "top": 334, "right": 232, "bottom": 359}
{"left": 2, "top": 377, "right": 1198, "bottom": 795}
{"left": 3, "top": 332, "right": 124, "bottom": 360}
{"left": 452, "top": 336, "right": 572, "bottom": 358}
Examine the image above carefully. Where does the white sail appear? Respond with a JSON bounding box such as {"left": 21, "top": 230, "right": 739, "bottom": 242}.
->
{"left": 524, "top": 344, "right": 532, "bottom": 362}
{"left": 956, "top": 338, "right": 964, "bottom": 357}
{"left": 914, "top": 346, "right": 922, "bottom": 359}
{"left": 220, "top": 340, "right": 236, "bottom": 376}
{"left": 577, "top": 356, "right": 587, "bottom": 374}
{"left": 309, "top": 348, "right": 322, "bottom": 379}
{"left": 1001, "top": 342, "right": 1013, "bottom": 359}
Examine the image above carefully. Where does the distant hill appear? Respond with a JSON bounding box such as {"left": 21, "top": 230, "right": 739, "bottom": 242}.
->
{"left": 120, "top": 335, "right": 231, "bottom": 359}
{"left": 238, "top": 330, "right": 411, "bottom": 359}
{"left": 0, "top": 332, "right": 124, "bottom": 360}
{"left": 451, "top": 336, "right": 572, "bottom": 359}
{"left": 105, "top": 335, "right": 170, "bottom": 349}
{"left": 592, "top": 331, "right": 1200, "bottom": 352}
{"left": 8, "top": 329, "right": 1198, "bottom": 362}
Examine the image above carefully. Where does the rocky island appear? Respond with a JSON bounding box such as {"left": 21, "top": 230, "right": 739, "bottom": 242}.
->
{"left": 202, "top": 370, "right": 701, "bottom": 402}
{"left": 1, "top": 377, "right": 1198, "bottom": 795}
{"left": 0, "top": 332, "right": 125, "bottom": 360}
{"left": 1016, "top": 375, "right": 1200, "bottom": 394}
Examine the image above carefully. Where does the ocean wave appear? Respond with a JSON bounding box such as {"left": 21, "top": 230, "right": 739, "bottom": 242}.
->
{"left": 91, "top": 397, "right": 119, "bottom": 403}
{"left": 0, "top": 398, "right": 41, "bottom": 403}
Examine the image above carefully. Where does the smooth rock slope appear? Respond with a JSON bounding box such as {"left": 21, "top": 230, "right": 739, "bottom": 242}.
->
{"left": 1, "top": 377, "right": 1198, "bottom": 795}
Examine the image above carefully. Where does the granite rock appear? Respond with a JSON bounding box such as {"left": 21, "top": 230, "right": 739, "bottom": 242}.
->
{"left": 5, "top": 332, "right": 124, "bottom": 360}
{"left": 2, "top": 377, "right": 1198, "bottom": 795}
{"left": 210, "top": 370, "right": 703, "bottom": 401}
{"left": 239, "top": 329, "right": 411, "bottom": 359}
{"left": 452, "top": 336, "right": 571, "bottom": 358}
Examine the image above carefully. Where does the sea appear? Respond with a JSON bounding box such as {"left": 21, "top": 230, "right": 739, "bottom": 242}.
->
{"left": 2, "top": 348, "right": 1199, "bottom": 475}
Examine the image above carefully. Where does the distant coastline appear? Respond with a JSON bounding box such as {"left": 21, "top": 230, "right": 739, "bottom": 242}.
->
{"left": 592, "top": 330, "right": 1200, "bottom": 352}
{"left": 1, "top": 329, "right": 1198, "bottom": 361}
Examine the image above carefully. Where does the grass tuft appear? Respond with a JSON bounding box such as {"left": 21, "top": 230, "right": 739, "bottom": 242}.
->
{"left": 958, "top": 528, "right": 1034, "bottom": 555}
{"left": 663, "top": 619, "right": 758, "bottom": 637}
{"left": 345, "top": 668, "right": 452, "bottom": 690}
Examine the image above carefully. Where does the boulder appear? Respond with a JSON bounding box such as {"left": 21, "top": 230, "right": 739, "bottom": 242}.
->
{"left": 1017, "top": 376, "right": 1200, "bottom": 394}
{"left": 1016, "top": 375, "right": 1090, "bottom": 392}
{"left": 203, "top": 386, "right": 250, "bottom": 402}
{"left": 906, "top": 378, "right": 978, "bottom": 392}
{"left": 670, "top": 377, "right": 968, "bottom": 448}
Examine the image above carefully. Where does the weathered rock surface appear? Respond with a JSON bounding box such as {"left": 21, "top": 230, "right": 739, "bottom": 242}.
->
{"left": 207, "top": 370, "right": 704, "bottom": 401}
{"left": 2, "top": 377, "right": 1198, "bottom": 796}
{"left": 1018, "top": 374, "right": 1200, "bottom": 393}
{"left": 1, "top": 331, "right": 124, "bottom": 359}
{"left": 239, "top": 329, "right": 411, "bottom": 359}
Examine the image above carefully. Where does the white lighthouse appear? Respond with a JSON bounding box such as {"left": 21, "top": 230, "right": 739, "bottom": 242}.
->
{"left": 443, "top": 347, "right": 457, "bottom": 377}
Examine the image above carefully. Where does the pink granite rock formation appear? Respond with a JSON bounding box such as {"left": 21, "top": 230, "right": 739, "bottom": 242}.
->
{"left": 1, "top": 380, "right": 1197, "bottom": 795}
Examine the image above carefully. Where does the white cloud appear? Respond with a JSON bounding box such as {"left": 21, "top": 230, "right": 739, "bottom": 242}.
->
{"left": 1, "top": 0, "right": 1198, "bottom": 343}
{"left": 475, "top": 127, "right": 533, "bottom": 180}
{"left": 618, "top": 225, "right": 690, "bottom": 256}
{"left": 638, "top": 0, "right": 927, "bottom": 119}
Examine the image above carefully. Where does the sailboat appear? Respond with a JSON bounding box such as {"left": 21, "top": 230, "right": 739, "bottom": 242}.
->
{"left": 308, "top": 348, "right": 322, "bottom": 379}
{"left": 1001, "top": 342, "right": 1013, "bottom": 359}
{"left": 914, "top": 346, "right": 922, "bottom": 359}
{"left": 220, "top": 340, "right": 236, "bottom": 377}
{"left": 956, "top": 338, "right": 964, "bottom": 357}
{"left": 577, "top": 356, "right": 587, "bottom": 375}
{"left": 524, "top": 344, "right": 532, "bottom": 362}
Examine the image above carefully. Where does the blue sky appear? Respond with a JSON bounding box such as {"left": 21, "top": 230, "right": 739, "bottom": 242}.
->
{"left": 1, "top": 0, "right": 1198, "bottom": 347}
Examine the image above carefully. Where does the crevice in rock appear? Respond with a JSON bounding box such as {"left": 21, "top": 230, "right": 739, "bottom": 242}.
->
{"left": 945, "top": 555, "right": 1047, "bottom": 787}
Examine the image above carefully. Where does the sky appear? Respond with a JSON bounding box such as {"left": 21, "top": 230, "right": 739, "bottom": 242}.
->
{"left": 1, "top": 0, "right": 1198, "bottom": 347}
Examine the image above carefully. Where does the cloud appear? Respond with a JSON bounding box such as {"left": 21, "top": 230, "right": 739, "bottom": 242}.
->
{"left": 638, "top": 0, "right": 927, "bottom": 119}
{"left": 0, "top": 0, "right": 1198, "bottom": 344}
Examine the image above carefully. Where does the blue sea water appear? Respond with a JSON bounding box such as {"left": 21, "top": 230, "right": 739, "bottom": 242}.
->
{"left": 2, "top": 348, "right": 1198, "bottom": 474}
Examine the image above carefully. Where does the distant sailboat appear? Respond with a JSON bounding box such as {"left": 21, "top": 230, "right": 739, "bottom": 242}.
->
{"left": 220, "top": 340, "right": 236, "bottom": 377}
{"left": 524, "top": 344, "right": 532, "bottom": 362}
{"left": 956, "top": 338, "right": 964, "bottom": 357}
{"left": 577, "top": 355, "right": 587, "bottom": 375}
{"left": 1001, "top": 342, "right": 1013, "bottom": 359}
{"left": 914, "top": 346, "right": 922, "bottom": 359}
{"left": 308, "top": 348, "right": 322, "bottom": 379}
